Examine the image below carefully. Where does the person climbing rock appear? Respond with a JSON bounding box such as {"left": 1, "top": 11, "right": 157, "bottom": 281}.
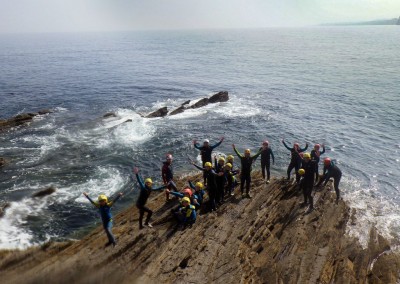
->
{"left": 258, "top": 140, "right": 275, "bottom": 184}
{"left": 311, "top": 143, "right": 325, "bottom": 183}
{"left": 162, "top": 153, "right": 178, "bottom": 202}
{"left": 232, "top": 144, "right": 262, "bottom": 198}
{"left": 173, "top": 197, "right": 197, "bottom": 228}
{"left": 214, "top": 155, "right": 226, "bottom": 205}
{"left": 191, "top": 160, "right": 222, "bottom": 212}
{"left": 299, "top": 153, "right": 317, "bottom": 213}
{"left": 83, "top": 191, "right": 123, "bottom": 247}
{"left": 317, "top": 158, "right": 342, "bottom": 204}
{"left": 193, "top": 137, "right": 224, "bottom": 185}
{"left": 134, "top": 167, "right": 167, "bottom": 229}
{"left": 282, "top": 138, "right": 308, "bottom": 183}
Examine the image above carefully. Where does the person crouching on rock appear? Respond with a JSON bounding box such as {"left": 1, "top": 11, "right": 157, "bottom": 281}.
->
{"left": 191, "top": 160, "right": 222, "bottom": 212}
{"left": 188, "top": 181, "right": 206, "bottom": 210}
{"left": 134, "top": 167, "right": 167, "bottom": 229}
{"left": 168, "top": 187, "right": 196, "bottom": 212}
{"left": 232, "top": 144, "right": 262, "bottom": 198}
{"left": 317, "top": 158, "right": 342, "bottom": 204}
{"left": 282, "top": 138, "right": 308, "bottom": 183}
{"left": 299, "top": 152, "right": 317, "bottom": 213}
{"left": 83, "top": 191, "right": 123, "bottom": 247}
{"left": 174, "top": 197, "right": 197, "bottom": 228}
{"left": 162, "top": 153, "right": 178, "bottom": 202}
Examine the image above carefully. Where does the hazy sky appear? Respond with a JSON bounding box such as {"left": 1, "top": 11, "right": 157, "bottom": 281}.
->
{"left": 1, "top": 0, "right": 399, "bottom": 33}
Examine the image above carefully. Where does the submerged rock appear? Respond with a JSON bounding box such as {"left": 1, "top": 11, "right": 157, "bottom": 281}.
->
{"left": 146, "top": 107, "right": 168, "bottom": 118}
{"left": 0, "top": 110, "right": 53, "bottom": 132}
{"left": 169, "top": 106, "right": 185, "bottom": 116}
{"left": 208, "top": 91, "right": 229, "bottom": 103}
{"left": 32, "top": 186, "right": 56, "bottom": 198}
{"left": 190, "top": 98, "right": 209, "bottom": 109}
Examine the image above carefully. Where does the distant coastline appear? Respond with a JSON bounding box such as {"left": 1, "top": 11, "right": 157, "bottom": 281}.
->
{"left": 322, "top": 16, "right": 400, "bottom": 26}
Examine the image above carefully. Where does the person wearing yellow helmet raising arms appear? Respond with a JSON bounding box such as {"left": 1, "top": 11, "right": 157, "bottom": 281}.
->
{"left": 133, "top": 167, "right": 168, "bottom": 229}
{"left": 83, "top": 191, "right": 123, "bottom": 247}
{"left": 232, "top": 144, "right": 262, "bottom": 198}
{"left": 299, "top": 152, "right": 317, "bottom": 213}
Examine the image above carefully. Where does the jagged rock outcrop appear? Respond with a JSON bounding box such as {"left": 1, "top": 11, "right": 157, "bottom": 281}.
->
{"left": 32, "top": 186, "right": 57, "bottom": 198}
{"left": 208, "top": 91, "right": 229, "bottom": 103}
{"left": 0, "top": 109, "right": 53, "bottom": 132}
{"left": 145, "top": 107, "right": 168, "bottom": 118}
{"left": 1, "top": 172, "right": 399, "bottom": 283}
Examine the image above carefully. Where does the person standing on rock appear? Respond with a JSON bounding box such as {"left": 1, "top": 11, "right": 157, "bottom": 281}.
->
{"left": 257, "top": 140, "right": 275, "bottom": 184}
{"left": 232, "top": 144, "right": 262, "bottom": 198}
{"left": 311, "top": 144, "right": 325, "bottom": 183}
{"left": 317, "top": 158, "right": 342, "bottom": 204}
{"left": 193, "top": 137, "right": 224, "bottom": 186}
{"left": 299, "top": 153, "right": 317, "bottom": 213}
{"left": 134, "top": 167, "right": 168, "bottom": 229}
{"left": 162, "top": 153, "right": 178, "bottom": 202}
{"left": 190, "top": 160, "right": 222, "bottom": 212}
{"left": 83, "top": 191, "right": 123, "bottom": 247}
{"left": 214, "top": 155, "right": 226, "bottom": 205}
{"left": 282, "top": 139, "right": 308, "bottom": 183}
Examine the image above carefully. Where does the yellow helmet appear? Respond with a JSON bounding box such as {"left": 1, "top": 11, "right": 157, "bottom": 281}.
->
{"left": 225, "top": 163, "right": 232, "bottom": 169}
{"left": 227, "top": 155, "right": 234, "bottom": 162}
{"left": 181, "top": 197, "right": 191, "bottom": 204}
{"left": 298, "top": 168, "right": 305, "bottom": 175}
{"left": 195, "top": 182, "right": 204, "bottom": 189}
{"left": 204, "top": 162, "right": 212, "bottom": 168}
{"left": 218, "top": 157, "right": 225, "bottom": 162}
{"left": 144, "top": 178, "right": 153, "bottom": 185}
{"left": 244, "top": 149, "right": 251, "bottom": 154}
{"left": 303, "top": 153, "right": 311, "bottom": 159}
{"left": 98, "top": 195, "right": 108, "bottom": 202}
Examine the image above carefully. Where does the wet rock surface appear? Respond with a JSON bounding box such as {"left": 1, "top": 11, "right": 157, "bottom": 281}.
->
{"left": 1, "top": 172, "right": 399, "bottom": 283}
{"left": 32, "top": 186, "right": 57, "bottom": 198}
{"left": 0, "top": 109, "right": 52, "bottom": 132}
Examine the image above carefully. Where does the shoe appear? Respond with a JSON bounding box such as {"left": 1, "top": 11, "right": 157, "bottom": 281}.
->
{"left": 305, "top": 207, "right": 314, "bottom": 214}
{"left": 104, "top": 242, "right": 112, "bottom": 247}
{"left": 266, "top": 180, "right": 270, "bottom": 184}
{"left": 300, "top": 202, "right": 307, "bottom": 208}
{"left": 241, "top": 193, "right": 246, "bottom": 198}
{"left": 246, "top": 193, "right": 252, "bottom": 198}
{"left": 230, "top": 193, "right": 234, "bottom": 196}
{"left": 139, "top": 225, "right": 144, "bottom": 230}
{"left": 145, "top": 223, "right": 153, "bottom": 228}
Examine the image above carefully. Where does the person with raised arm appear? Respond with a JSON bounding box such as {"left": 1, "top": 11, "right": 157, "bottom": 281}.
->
{"left": 232, "top": 144, "right": 262, "bottom": 198}
{"left": 282, "top": 138, "right": 308, "bottom": 183}
{"left": 258, "top": 140, "right": 275, "bottom": 184}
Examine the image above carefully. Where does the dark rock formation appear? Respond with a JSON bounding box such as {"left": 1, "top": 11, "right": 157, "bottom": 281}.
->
{"left": 190, "top": 98, "right": 209, "bottom": 109}
{"left": 1, "top": 172, "right": 399, "bottom": 283}
{"left": 0, "top": 157, "right": 8, "bottom": 167}
{"left": 181, "top": 100, "right": 191, "bottom": 106}
{"left": 32, "top": 186, "right": 56, "bottom": 198}
{"left": 0, "top": 110, "right": 53, "bottom": 132}
{"left": 169, "top": 106, "right": 185, "bottom": 116}
{"left": 146, "top": 107, "right": 168, "bottom": 118}
{"left": 208, "top": 91, "right": 229, "bottom": 103}
{"left": 103, "top": 112, "right": 117, "bottom": 118}
{"left": 0, "top": 203, "right": 11, "bottom": 218}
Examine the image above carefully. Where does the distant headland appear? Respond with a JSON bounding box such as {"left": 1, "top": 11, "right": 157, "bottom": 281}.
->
{"left": 322, "top": 16, "right": 400, "bottom": 26}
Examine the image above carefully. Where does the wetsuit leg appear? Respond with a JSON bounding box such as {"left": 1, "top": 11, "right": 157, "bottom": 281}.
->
{"left": 208, "top": 189, "right": 216, "bottom": 211}
{"left": 245, "top": 174, "right": 251, "bottom": 194}
{"left": 166, "top": 180, "right": 178, "bottom": 200}
{"left": 240, "top": 175, "right": 246, "bottom": 194}
{"left": 287, "top": 162, "right": 296, "bottom": 180}
{"left": 138, "top": 205, "right": 152, "bottom": 228}
{"left": 306, "top": 185, "right": 313, "bottom": 208}
{"left": 315, "top": 164, "right": 319, "bottom": 183}
{"left": 261, "top": 161, "right": 266, "bottom": 180}
{"left": 103, "top": 220, "right": 116, "bottom": 244}
{"left": 334, "top": 175, "right": 341, "bottom": 202}
{"left": 266, "top": 161, "right": 271, "bottom": 180}
{"left": 295, "top": 161, "right": 301, "bottom": 183}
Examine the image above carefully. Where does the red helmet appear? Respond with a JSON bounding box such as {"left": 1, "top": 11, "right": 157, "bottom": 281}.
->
{"left": 314, "top": 144, "right": 320, "bottom": 149}
{"left": 324, "top": 158, "right": 331, "bottom": 166}
{"left": 262, "top": 140, "right": 269, "bottom": 146}
{"left": 182, "top": 188, "right": 192, "bottom": 197}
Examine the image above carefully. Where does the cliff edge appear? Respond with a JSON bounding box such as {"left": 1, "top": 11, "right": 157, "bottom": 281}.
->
{"left": 1, "top": 172, "right": 399, "bottom": 284}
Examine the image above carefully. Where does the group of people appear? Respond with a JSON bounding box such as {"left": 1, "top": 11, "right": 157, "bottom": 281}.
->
{"left": 83, "top": 137, "right": 342, "bottom": 247}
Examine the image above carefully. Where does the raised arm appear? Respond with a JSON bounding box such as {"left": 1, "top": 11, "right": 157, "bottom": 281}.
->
{"left": 193, "top": 139, "right": 201, "bottom": 150}
{"left": 271, "top": 149, "right": 275, "bottom": 164}
{"left": 232, "top": 144, "right": 243, "bottom": 158}
{"left": 83, "top": 193, "right": 99, "bottom": 208}
{"left": 299, "top": 143, "right": 309, "bottom": 152}
{"left": 210, "top": 137, "right": 224, "bottom": 150}
{"left": 282, "top": 139, "right": 291, "bottom": 151}
{"left": 188, "top": 181, "right": 196, "bottom": 190}
{"left": 251, "top": 149, "right": 263, "bottom": 160}
{"left": 108, "top": 192, "right": 123, "bottom": 207}
{"left": 321, "top": 145, "right": 326, "bottom": 155}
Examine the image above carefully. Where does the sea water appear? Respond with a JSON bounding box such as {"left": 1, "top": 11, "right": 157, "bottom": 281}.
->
{"left": 0, "top": 26, "right": 399, "bottom": 249}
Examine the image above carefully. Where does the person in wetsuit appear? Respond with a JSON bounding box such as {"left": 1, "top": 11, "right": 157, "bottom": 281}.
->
{"left": 162, "top": 153, "right": 178, "bottom": 202}
{"left": 299, "top": 152, "right": 317, "bottom": 213}
{"left": 214, "top": 156, "right": 226, "bottom": 205}
{"left": 282, "top": 139, "right": 308, "bottom": 183}
{"left": 193, "top": 137, "right": 224, "bottom": 185}
{"left": 134, "top": 167, "right": 167, "bottom": 229}
{"left": 232, "top": 144, "right": 262, "bottom": 198}
{"left": 258, "top": 140, "right": 275, "bottom": 184}
{"left": 83, "top": 191, "right": 123, "bottom": 247}
{"left": 191, "top": 160, "right": 222, "bottom": 212}
{"left": 311, "top": 144, "right": 325, "bottom": 183}
{"left": 317, "top": 158, "right": 342, "bottom": 204}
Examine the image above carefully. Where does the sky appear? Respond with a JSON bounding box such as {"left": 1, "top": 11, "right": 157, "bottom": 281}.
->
{"left": 0, "top": 0, "right": 399, "bottom": 33}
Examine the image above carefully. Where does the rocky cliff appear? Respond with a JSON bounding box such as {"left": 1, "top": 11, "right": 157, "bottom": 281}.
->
{"left": 1, "top": 172, "right": 399, "bottom": 284}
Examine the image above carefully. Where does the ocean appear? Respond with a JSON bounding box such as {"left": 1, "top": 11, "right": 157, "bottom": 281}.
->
{"left": 0, "top": 26, "right": 399, "bottom": 249}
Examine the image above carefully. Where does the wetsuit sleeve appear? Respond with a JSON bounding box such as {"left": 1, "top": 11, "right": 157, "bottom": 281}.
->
{"left": 253, "top": 147, "right": 263, "bottom": 162}
{"left": 152, "top": 185, "right": 167, "bottom": 191}
{"left": 188, "top": 181, "right": 196, "bottom": 190}
{"left": 161, "top": 165, "right": 167, "bottom": 184}
{"left": 108, "top": 194, "right": 122, "bottom": 207}
{"left": 231, "top": 170, "right": 239, "bottom": 176}
{"left": 251, "top": 150, "right": 262, "bottom": 161}
{"left": 321, "top": 146, "right": 326, "bottom": 155}
{"left": 170, "top": 191, "right": 184, "bottom": 198}
{"left": 193, "top": 164, "right": 205, "bottom": 171}
{"left": 233, "top": 147, "right": 243, "bottom": 158}
{"left": 210, "top": 140, "right": 223, "bottom": 150}
{"left": 214, "top": 157, "right": 218, "bottom": 169}
{"left": 194, "top": 143, "right": 201, "bottom": 150}
{"left": 299, "top": 144, "right": 308, "bottom": 152}
{"left": 282, "top": 140, "right": 291, "bottom": 151}
{"left": 85, "top": 195, "right": 100, "bottom": 208}
{"left": 271, "top": 149, "right": 275, "bottom": 164}
{"left": 135, "top": 174, "right": 145, "bottom": 190}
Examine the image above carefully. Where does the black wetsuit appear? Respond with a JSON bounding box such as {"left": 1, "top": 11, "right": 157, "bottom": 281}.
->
{"left": 282, "top": 140, "right": 308, "bottom": 183}
{"left": 162, "top": 161, "right": 177, "bottom": 200}
{"left": 311, "top": 146, "right": 325, "bottom": 181}
{"left": 214, "top": 160, "right": 226, "bottom": 204}
{"left": 194, "top": 140, "right": 223, "bottom": 185}
{"left": 233, "top": 148, "right": 262, "bottom": 194}
{"left": 318, "top": 162, "right": 342, "bottom": 202}
{"left": 300, "top": 160, "right": 317, "bottom": 208}
{"left": 193, "top": 164, "right": 218, "bottom": 211}
{"left": 258, "top": 146, "right": 275, "bottom": 180}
